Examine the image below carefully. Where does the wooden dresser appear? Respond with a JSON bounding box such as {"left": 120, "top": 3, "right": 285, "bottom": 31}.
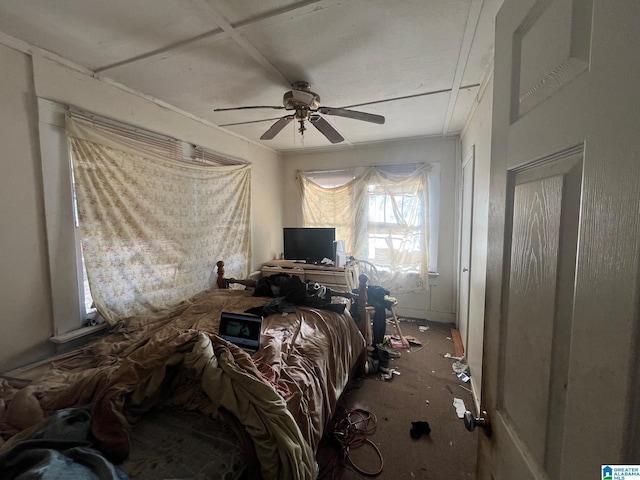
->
{"left": 260, "top": 260, "right": 350, "bottom": 292}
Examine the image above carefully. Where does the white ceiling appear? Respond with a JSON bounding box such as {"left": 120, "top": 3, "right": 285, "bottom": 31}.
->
{"left": 0, "top": 0, "right": 503, "bottom": 153}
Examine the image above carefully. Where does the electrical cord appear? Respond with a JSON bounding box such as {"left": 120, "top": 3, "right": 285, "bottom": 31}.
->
{"left": 322, "top": 408, "right": 384, "bottom": 479}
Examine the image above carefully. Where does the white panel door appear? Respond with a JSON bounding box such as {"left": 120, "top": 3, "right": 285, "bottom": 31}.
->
{"left": 477, "top": 1, "right": 640, "bottom": 479}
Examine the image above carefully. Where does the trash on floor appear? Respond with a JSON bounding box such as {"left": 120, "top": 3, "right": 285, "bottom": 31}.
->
{"left": 364, "top": 356, "right": 379, "bottom": 375}
{"left": 380, "top": 368, "right": 401, "bottom": 381}
{"left": 399, "top": 335, "right": 422, "bottom": 346}
{"left": 453, "top": 398, "right": 467, "bottom": 418}
{"left": 444, "top": 353, "right": 464, "bottom": 361}
{"left": 418, "top": 325, "right": 430, "bottom": 332}
{"left": 399, "top": 317, "right": 417, "bottom": 323}
{"left": 456, "top": 372, "right": 470, "bottom": 383}
{"left": 410, "top": 421, "right": 431, "bottom": 438}
{"left": 389, "top": 336, "right": 409, "bottom": 349}
{"left": 452, "top": 361, "right": 469, "bottom": 374}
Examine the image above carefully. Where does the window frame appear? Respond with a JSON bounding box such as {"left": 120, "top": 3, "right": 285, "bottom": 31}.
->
{"left": 39, "top": 99, "right": 89, "bottom": 335}
{"left": 304, "top": 162, "right": 440, "bottom": 273}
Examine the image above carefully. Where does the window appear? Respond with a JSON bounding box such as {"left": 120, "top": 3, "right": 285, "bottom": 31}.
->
{"left": 70, "top": 161, "right": 97, "bottom": 322}
{"left": 67, "top": 114, "right": 251, "bottom": 324}
{"left": 299, "top": 163, "right": 436, "bottom": 293}
{"left": 40, "top": 100, "right": 250, "bottom": 335}
{"left": 367, "top": 182, "right": 425, "bottom": 271}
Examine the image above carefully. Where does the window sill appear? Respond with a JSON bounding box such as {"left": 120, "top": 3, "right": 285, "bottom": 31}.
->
{"left": 50, "top": 323, "right": 108, "bottom": 344}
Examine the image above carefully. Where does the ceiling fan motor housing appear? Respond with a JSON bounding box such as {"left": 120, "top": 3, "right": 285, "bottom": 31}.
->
{"left": 283, "top": 88, "right": 320, "bottom": 110}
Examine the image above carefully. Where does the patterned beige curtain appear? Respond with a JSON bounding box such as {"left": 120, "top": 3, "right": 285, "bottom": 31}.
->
{"left": 297, "top": 174, "right": 366, "bottom": 258}
{"left": 298, "top": 164, "right": 431, "bottom": 293}
{"left": 67, "top": 118, "right": 251, "bottom": 324}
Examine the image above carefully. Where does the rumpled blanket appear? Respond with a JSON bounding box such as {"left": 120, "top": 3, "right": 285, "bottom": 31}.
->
{"left": 0, "top": 406, "right": 129, "bottom": 479}
{"left": 0, "top": 288, "right": 365, "bottom": 480}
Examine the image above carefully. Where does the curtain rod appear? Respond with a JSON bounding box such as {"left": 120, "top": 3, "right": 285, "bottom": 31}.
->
{"left": 304, "top": 162, "right": 430, "bottom": 174}
{"left": 68, "top": 108, "right": 248, "bottom": 166}
{"left": 68, "top": 108, "right": 176, "bottom": 144}
{"left": 304, "top": 167, "right": 355, "bottom": 174}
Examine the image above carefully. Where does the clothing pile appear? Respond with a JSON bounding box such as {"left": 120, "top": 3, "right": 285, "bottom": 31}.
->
{"left": 249, "top": 273, "right": 345, "bottom": 316}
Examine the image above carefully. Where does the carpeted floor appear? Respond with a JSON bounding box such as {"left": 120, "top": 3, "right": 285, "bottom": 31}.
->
{"left": 120, "top": 408, "right": 246, "bottom": 480}
{"left": 317, "top": 319, "right": 478, "bottom": 480}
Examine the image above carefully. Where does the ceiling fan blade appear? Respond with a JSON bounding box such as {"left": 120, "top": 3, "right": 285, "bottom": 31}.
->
{"left": 220, "top": 116, "right": 283, "bottom": 127}
{"left": 309, "top": 115, "right": 344, "bottom": 144}
{"left": 214, "top": 106, "right": 285, "bottom": 112}
{"left": 318, "top": 107, "right": 385, "bottom": 124}
{"left": 260, "top": 115, "right": 294, "bottom": 140}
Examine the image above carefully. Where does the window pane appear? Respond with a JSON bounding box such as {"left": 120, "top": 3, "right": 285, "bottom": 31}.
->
{"left": 367, "top": 183, "right": 424, "bottom": 273}
{"left": 71, "top": 154, "right": 96, "bottom": 319}
{"left": 81, "top": 248, "right": 96, "bottom": 316}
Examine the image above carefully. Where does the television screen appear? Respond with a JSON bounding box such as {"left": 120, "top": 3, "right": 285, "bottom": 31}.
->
{"left": 283, "top": 227, "right": 336, "bottom": 264}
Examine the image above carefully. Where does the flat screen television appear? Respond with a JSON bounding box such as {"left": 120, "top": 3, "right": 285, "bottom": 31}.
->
{"left": 283, "top": 227, "right": 336, "bottom": 264}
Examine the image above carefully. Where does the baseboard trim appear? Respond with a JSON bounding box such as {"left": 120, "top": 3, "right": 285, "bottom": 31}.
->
{"left": 394, "top": 307, "right": 455, "bottom": 323}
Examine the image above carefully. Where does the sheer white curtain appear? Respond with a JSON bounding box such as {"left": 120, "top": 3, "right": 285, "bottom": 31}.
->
{"left": 298, "top": 164, "right": 432, "bottom": 293}
{"left": 67, "top": 117, "right": 251, "bottom": 325}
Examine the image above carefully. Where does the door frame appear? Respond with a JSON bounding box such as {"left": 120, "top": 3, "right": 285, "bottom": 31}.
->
{"left": 457, "top": 147, "right": 475, "bottom": 364}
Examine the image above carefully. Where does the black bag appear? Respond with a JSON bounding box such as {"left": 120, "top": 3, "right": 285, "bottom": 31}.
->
{"left": 251, "top": 273, "right": 345, "bottom": 315}
{"left": 253, "top": 273, "right": 292, "bottom": 298}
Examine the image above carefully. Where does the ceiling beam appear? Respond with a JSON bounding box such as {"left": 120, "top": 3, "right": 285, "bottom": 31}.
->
{"left": 195, "top": 0, "right": 292, "bottom": 87}
{"left": 343, "top": 85, "right": 479, "bottom": 110}
{"left": 232, "top": 0, "right": 343, "bottom": 33}
{"left": 441, "top": 0, "right": 484, "bottom": 136}
{"left": 94, "top": 27, "right": 224, "bottom": 73}
{"left": 94, "top": 0, "right": 335, "bottom": 79}
{"left": 94, "top": 0, "right": 342, "bottom": 81}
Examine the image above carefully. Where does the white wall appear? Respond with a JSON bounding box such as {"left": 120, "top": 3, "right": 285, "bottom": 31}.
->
{"left": 0, "top": 45, "right": 284, "bottom": 371}
{"left": 459, "top": 69, "right": 493, "bottom": 411}
{"left": 32, "top": 56, "right": 284, "bottom": 274}
{"left": 281, "top": 137, "right": 459, "bottom": 322}
{"left": 0, "top": 44, "right": 56, "bottom": 371}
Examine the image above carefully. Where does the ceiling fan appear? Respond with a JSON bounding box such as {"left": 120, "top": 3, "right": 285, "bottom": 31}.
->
{"left": 214, "top": 81, "right": 385, "bottom": 144}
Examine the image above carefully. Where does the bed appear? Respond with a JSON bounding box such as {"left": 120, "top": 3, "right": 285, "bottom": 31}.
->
{"left": 0, "top": 263, "right": 367, "bottom": 480}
